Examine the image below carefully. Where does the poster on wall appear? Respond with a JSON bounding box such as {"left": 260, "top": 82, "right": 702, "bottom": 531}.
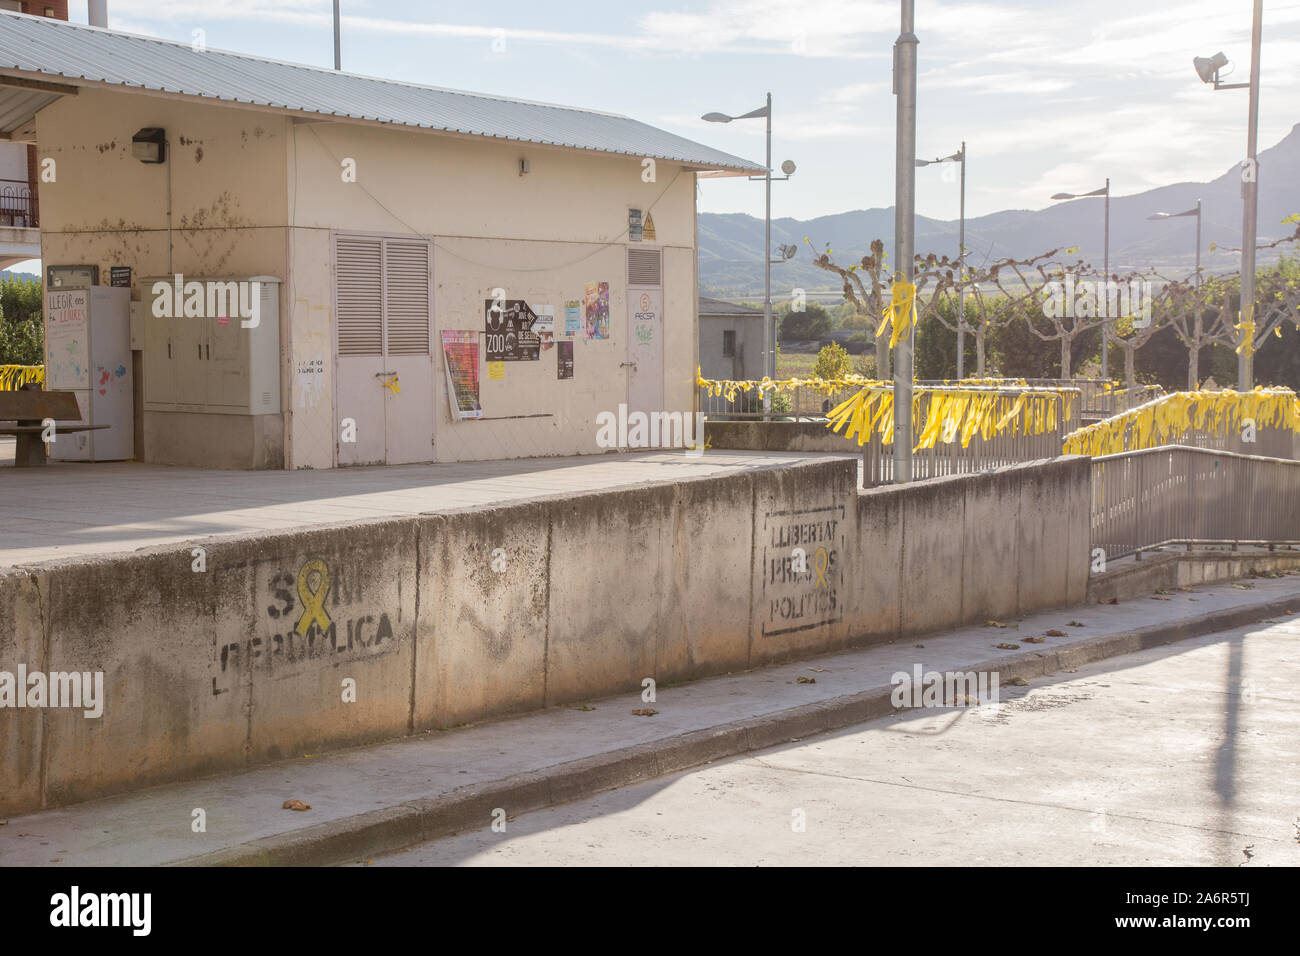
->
{"left": 534, "top": 305, "right": 555, "bottom": 351}
{"left": 584, "top": 281, "right": 610, "bottom": 340}
{"left": 557, "top": 340, "right": 574, "bottom": 379}
{"left": 628, "top": 208, "right": 643, "bottom": 242}
{"left": 484, "top": 298, "right": 541, "bottom": 361}
{"left": 441, "top": 330, "right": 483, "bottom": 420}
{"left": 44, "top": 288, "right": 90, "bottom": 388}
{"left": 564, "top": 300, "right": 581, "bottom": 337}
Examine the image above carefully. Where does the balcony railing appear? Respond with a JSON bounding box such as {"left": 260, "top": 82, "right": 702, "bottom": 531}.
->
{"left": 0, "top": 178, "right": 37, "bottom": 228}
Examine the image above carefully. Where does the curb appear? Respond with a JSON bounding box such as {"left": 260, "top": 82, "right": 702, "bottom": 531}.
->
{"left": 175, "top": 592, "right": 1298, "bottom": 867}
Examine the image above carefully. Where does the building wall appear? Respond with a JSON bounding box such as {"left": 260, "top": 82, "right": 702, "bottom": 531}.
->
{"left": 36, "top": 87, "right": 699, "bottom": 469}
{"left": 36, "top": 88, "right": 290, "bottom": 467}
{"left": 699, "top": 314, "right": 763, "bottom": 381}
{"left": 286, "top": 121, "right": 697, "bottom": 467}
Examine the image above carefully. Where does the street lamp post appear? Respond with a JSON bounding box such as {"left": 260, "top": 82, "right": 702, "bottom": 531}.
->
{"left": 1148, "top": 199, "right": 1202, "bottom": 284}
{"left": 916, "top": 142, "right": 966, "bottom": 378}
{"left": 1050, "top": 179, "right": 1111, "bottom": 380}
{"left": 1193, "top": 0, "right": 1263, "bottom": 389}
{"left": 702, "top": 96, "right": 795, "bottom": 417}
{"left": 893, "top": 0, "right": 918, "bottom": 483}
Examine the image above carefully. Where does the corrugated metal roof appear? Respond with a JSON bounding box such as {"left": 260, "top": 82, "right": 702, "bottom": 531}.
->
{"left": 0, "top": 11, "right": 763, "bottom": 174}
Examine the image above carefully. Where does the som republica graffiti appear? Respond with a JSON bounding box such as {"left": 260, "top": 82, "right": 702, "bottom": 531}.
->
{"left": 211, "top": 557, "right": 398, "bottom": 695}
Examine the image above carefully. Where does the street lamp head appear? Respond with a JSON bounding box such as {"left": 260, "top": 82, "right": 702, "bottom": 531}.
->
{"left": 1051, "top": 192, "right": 1075, "bottom": 200}
{"left": 780, "top": 159, "right": 796, "bottom": 176}
{"left": 1193, "top": 52, "right": 1229, "bottom": 84}
{"left": 1147, "top": 212, "right": 1171, "bottom": 220}
{"left": 701, "top": 112, "right": 732, "bottom": 124}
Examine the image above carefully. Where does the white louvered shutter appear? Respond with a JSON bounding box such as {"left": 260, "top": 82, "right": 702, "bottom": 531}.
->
{"left": 383, "top": 239, "right": 431, "bottom": 355}
{"left": 336, "top": 237, "right": 383, "bottom": 356}
{"left": 627, "top": 247, "right": 662, "bottom": 287}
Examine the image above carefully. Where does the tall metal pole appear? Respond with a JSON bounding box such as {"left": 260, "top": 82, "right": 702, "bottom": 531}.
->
{"left": 1101, "top": 178, "right": 1110, "bottom": 381}
{"left": 893, "top": 1, "right": 917, "bottom": 483}
{"left": 333, "top": 0, "right": 342, "bottom": 70}
{"left": 763, "top": 92, "right": 773, "bottom": 418}
{"left": 1239, "top": 0, "right": 1262, "bottom": 389}
{"left": 957, "top": 141, "right": 966, "bottom": 380}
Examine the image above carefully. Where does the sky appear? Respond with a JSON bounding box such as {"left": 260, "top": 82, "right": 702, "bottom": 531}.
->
{"left": 44, "top": 0, "right": 1300, "bottom": 225}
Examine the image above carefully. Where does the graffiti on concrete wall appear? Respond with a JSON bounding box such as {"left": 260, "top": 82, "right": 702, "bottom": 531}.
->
{"left": 211, "top": 556, "right": 397, "bottom": 695}
{"left": 760, "top": 505, "right": 845, "bottom": 637}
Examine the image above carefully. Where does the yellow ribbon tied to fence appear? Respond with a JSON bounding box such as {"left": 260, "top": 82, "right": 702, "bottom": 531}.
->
{"left": 0, "top": 365, "right": 44, "bottom": 390}
{"left": 1060, "top": 387, "right": 1300, "bottom": 457}
{"left": 876, "top": 280, "right": 917, "bottom": 351}
{"left": 826, "top": 385, "right": 1073, "bottom": 453}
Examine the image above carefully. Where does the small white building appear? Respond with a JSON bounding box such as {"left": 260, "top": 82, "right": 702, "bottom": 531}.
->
{"left": 0, "top": 11, "right": 760, "bottom": 468}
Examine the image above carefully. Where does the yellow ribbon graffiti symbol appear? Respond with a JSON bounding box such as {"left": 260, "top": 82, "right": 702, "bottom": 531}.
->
{"left": 814, "top": 547, "right": 829, "bottom": 589}
{"left": 381, "top": 373, "right": 401, "bottom": 394}
{"left": 296, "top": 558, "right": 333, "bottom": 636}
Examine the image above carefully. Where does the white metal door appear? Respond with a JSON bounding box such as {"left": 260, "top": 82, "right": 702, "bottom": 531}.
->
{"left": 381, "top": 239, "right": 434, "bottom": 465}
{"left": 336, "top": 236, "right": 387, "bottom": 465}
{"left": 334, "top": 235, "right": 434, "bottom": 466}
{"left": 626, "top": 248, "right": 663, "bottom": 422}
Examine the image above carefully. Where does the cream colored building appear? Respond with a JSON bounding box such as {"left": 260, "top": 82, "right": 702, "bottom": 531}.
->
{"left": 0, "top": 11, "right": 759, "bottom": 468}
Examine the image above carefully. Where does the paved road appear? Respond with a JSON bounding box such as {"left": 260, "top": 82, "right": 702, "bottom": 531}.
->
{"left": 368, "top": 617, "right": 1300, "bottom": 866}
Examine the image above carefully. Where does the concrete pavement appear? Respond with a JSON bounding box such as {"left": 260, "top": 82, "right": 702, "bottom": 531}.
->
{"left": 371, "top": 612, "right": 1300, "bottom": 867}
{"left": 0, "top": 448, "right": 855, "bottom": 567}
{"left": 0, "top": 573, "right": 1295, "bottom": 866}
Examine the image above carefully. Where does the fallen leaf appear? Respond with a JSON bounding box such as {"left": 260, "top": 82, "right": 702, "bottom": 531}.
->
{"left": 1151, "top": 595, "right": 1172, "bottom": 601}
{"left": 995, "top": 642, "right": 1020, "bottom": 650}
{"left": 1232, "top": 582, "right": 1256, "bottom": 590}
{"left": 1045, "top": 629, "right": 1066, "bottom": 636}
{"left": 1023, "top": 636, "right": 1045, "bottom": 644}
{"left": 796, "top": 676, "right": 816, "bottom": 684}
{"left": 364, "top": 860, "right": 373, "bottom": 866}
{"left": 1154, "top": 587, "right": 1176, "bottom": 595}
{"left": 1260, "top": 619, "right": 1279, "bottom": 624}
{"left": 807, "top": 666, "right": 827, "bottom": 672}
{"left": 631, "top": 708, "right": 658, "bottom": 716}
{"left": 984, "top": 620, "right": 1008, "bottom": 628}
{"left": 1009, "top": 677, "right": 1029, "bottom": 686}
{"left": 1068, "top": 621, "right": 1086, "bottom": 627}
{"left": 50, "top": 858, "right": 61, "bottom": 863}
{"left": 914, "top": 644, "right": 924, "bottom": 648}
{"left": 1100, "top": 597, "right": 1118, "bottom": 605}
{"left": 574, "top": 705, "right": 596, "bottom": 711}
{"left": 282, "top": 799, "right": 312, "bottom": 811}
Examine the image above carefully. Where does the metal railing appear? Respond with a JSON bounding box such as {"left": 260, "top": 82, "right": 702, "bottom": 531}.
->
{"left": 1091, "top": 445, "right": 1300, "bottom": 561}
{"left": 0, "top": 179, "right": 36, "bottom": 228}
{"left": 699, "top": 383, "right": 864, "bottom": 421}
{"left": 861, "top": 387, "right": 1081, "bottom": 486}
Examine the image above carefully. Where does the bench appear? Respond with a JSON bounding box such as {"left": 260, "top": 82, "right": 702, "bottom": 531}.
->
{"left": 0, "top": 387, "right": 109, "bottom": 467}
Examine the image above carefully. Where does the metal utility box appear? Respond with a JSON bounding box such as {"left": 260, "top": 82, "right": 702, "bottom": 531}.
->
{"left": 139, "top": 275, "right": 281, "bottom": 414}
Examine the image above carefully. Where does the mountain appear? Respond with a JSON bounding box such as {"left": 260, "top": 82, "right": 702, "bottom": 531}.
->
{"left": 699, "top": 122, "right": 1300, "bottom": 298}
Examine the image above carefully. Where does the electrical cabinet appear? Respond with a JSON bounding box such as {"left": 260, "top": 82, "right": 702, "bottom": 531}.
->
{"left": 44, "top": 285, "right": 133, "bottom": 461}
{"left": 140, "top": 276, "right": 281, "bottom": 414}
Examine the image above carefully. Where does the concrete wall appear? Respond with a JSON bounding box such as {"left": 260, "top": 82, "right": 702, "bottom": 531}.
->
{"left": 0, "top": 456, "right": 1091, "bottom": 814}
{"left": 707, "top": 419, "right": 860, "bottom": 453}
